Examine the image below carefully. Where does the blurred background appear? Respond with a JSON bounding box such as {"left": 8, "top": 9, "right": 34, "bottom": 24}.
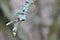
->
{"left": 0, "top": 0, "right": 60, "bottom": 40}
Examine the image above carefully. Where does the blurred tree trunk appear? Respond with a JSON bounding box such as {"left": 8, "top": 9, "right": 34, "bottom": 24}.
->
{"left": 46, "top": 0, "right": 60, "bottom": 40}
